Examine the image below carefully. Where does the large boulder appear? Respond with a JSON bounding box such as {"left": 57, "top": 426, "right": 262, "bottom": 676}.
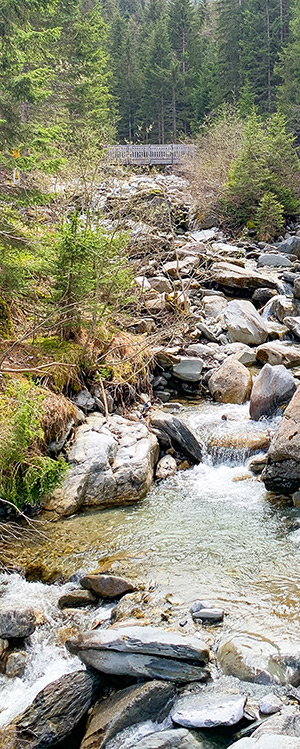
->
{"left": 258, "top": 253, "right": 292, "bottom": 268}
{"left": 0, "top": 606, "right": 36, "bottom": 639}
{"left": 43, "top": 414, "right": 159, "bottom": 517}
{"left": 262, "top": 387, "right": 300, "bottom": 494}
{"left": 211, "top": 261, "right": 279, "bottom": 291}
{"left": 208, "top": 359, "right": 252, "bottom": 404}
{"left": 277, "top": 236, "right": 300, "bottom": 256}
{"left": 80, "top": 681, "right": 174, "bottom": 749}
{"left": 150, "top": 410, "right": 203, "bottom": 463}
{"left": 66, "top": 626, "right": 210, "bottom": 683}
{"left": 0, "top": 671, "right": 97, "bottom": 749}
{"left": 256, "top": 341, "right": 300, "bottom": 368}
{"left": 224, "top": 300, "right": 268, "bottom": 345}
{"left": 249, "top": 364, "right": 296, "bottom": 420}
{"left": 284, "top": 316, "right": 300, "bottom": 339}
{"left": 172, "top": 357, "right": 203, "bottom": 382}
{"left": 261, "top": 294, "right": 298, "bottom": 323}
{"left": 171, "top": 692, "right": 246, "bottom": 728}
{"left": 217, "top": 633, "right": 285, "bottom": 684}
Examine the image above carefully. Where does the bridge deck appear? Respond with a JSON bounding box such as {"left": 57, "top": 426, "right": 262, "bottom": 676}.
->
{"left": 106, "top": 144, "right": 195, "bottom": 166}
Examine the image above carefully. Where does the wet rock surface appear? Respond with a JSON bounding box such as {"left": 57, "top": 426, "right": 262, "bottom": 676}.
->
{"left": 208, "top": 358, "right": 252, "bottom": 404}
{"left": 81, "top": 681, "right": 174, "bottom": 749}
{"left": 262, "top": 386, "right": 300, "bottom": 493}
{"left": 133, "top": 728, "right": 202, "bottom": 748}
{"left": 171, "top": 692, "right": 246, "bottom": 728}
{"left": 150, "top": 410, "right": 203, "bottom": 463}
{"left": 80, "top": 574, "right": 135, "bottom": 599}
{"left": 249, "top": 363, "right": 296, "bottom": 420}
{"left": 0, "top": 606, "right": 36, "bottom": 639}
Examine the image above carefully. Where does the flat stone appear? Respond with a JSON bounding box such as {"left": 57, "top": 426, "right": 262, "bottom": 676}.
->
{"left": 171, "top": 692, "right": 246, "bottom": 728}
{"left": 80, "top": 574, "right": 135, "bottom": 598}
{"left": 230, "top": 736, "right": 300, "bottom": 748}
{"left": 172, "top": 357, "right": 203, "bottom": 382}
{"left": 259, "top": 693, "right": 283, "bottom": 715}
{"left": 134, "top": 729, "right": 203, "bottom": 748}
{"left": 192, "top": 608, "right": 224, "bottom": 623}
{"left": 150, "top": 276, "right": 172, "bottom": 293}
{"left": 67, "top": 625, "right": 210, "bottom": 663}
{"left": 256, "top": 341, "right": 300, "bottom": 368}
{"left": 0, "top": 606, "right": 36, "bottom": 639}
{"left": 66, "top": 648, "right": 209, "bottom": 682}
{"left": 258, "top": 253, "right": 292, "bottom": 267}
{"left": 81, "top": 681, "right": 174, "bottom": 749}
{"left": 58, "top": 589, "right": 98, "bottom": 609}
{"left": 211, "top": 261, "right": 278, "bottom": 291}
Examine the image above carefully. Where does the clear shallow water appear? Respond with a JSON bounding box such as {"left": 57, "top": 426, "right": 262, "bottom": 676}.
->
{"left": 1, "top": 400, "right": 300, "bottom": 736}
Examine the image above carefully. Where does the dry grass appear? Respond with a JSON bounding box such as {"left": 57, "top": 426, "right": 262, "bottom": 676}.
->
{"left": 182, "top": 106, "right": 244, "bottom": 224}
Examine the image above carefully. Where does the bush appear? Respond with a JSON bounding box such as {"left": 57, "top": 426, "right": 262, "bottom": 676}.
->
{"left": 0, "top": 380, "right": 67, "bottom": 508}
{"left": 223, "top": 111, "right": 300, "bottom": 227}
{"left": 255, "top": 192, "right": 284, "bottom": 241}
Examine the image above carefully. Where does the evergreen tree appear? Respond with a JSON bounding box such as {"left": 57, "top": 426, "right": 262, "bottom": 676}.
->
{"left": 140, "top": 13, "right": 172, "bottom": 142}
{"left": 277, "top": 0, "right": 300, "bottom": 129}
{"left": 211, "top": 0, "right": 243, "bottom": 108}
{"left": 168, "top": 0, "right": 200, "bottom": 137}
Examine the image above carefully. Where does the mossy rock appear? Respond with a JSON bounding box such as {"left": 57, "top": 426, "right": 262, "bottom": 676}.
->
{"left": 0, "top": 297, "right": 13, "bottom": 338}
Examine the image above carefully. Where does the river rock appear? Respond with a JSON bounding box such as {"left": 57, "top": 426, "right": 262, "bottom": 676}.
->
{"left": 261, "top": 294, "right": 298, "bottom": 323}
{"left": 150, "top": 410, "right": 203, "bottom": 463}
{"left": 258, "top": 253, "right": 292, "bottom": 267}
{"left": 262, "top": 387, "right": 300, "bottom": 494}
{"left": 211, "top": 261, "right": 278, "bottom": 291}
{"left": 171, "top": 692, "right": 246, "bottom": 728}
{"left": 150, "top": 276, "right": 172, "bottom": 293}
{"left": 191, "top": 600, "right": 224, "bottom": 623}
{"left": 230, "top": 736, "right": 300, "bottom": 748}
{"left": 249, "top": 364, "right": 296, "bottom": 420}
{"left": 80, "top": 681, "right": 174, "bottom": 749}
{"left": 224, "top": 300, "right": 268, "bottom": 346}
{"left": 172, "top": 357, "right": 203, "bottom": 382}
{"left": 44, "top": 414, "right": 159, "bottom": 517}
{"left": 208, "top": 359, "right": 252, "bottom": 404}
{"left": 217, "top": 633, "right": 284, "bottom": 683}
{"left": 73, "top": 389, "right": 96, "bottom": 412}
{"left": 256, "top": 341, "right": 300, "bottom": 367}
{"left": 66, "top": 625, "right": 210, "bottom": 682}
{"left": 0, "top": 605, "right": 36, "bottom": 639}
{"left": 58, "top": 589, "right": 97, "bottom": 608}
{"left": 80, "top": 574, "right": 135, "bottom": 599}
{"left": 250, "top": 706, "right": 300, "bottom": 739}
{"left": 277, "top": 236, "right": 300, "bottom": 256}
{"left": 4, "top": 650, "right": 27, "bottom": 677}
{"left": 134, "top": 729, "right": 204, "bottom": 748}
{"left": 202, "top": 295, "right": 227, "bottom": 318}
{"left": 252, "top": 288, "right": 277, "bottom": 307}
{"left": 0, "top": 670, "right": 97, "bottom": 748}
{"left": 162, "top": 256, "right": 199, "bottom": 277}
{"left": 294, "top": 277, "right": 300, "bottom": 299}
{"left": 156, "top": 454, "right": 177, "bottom": 480}
{"left": 259, "top": 693, "right": 283, "bottom": 715}
{"left": 284, "top": 316, "right": 300, "bottom": 339}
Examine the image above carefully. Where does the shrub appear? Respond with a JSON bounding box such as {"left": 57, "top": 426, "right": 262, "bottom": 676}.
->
{"left": 255, "top": 192, "right": 284, "bottom": 241}
{"left": 223, "top": 111, "right": 300, "bottom": 227}
{"left": 0, "top": 380, "right": 67, "bottom": 508}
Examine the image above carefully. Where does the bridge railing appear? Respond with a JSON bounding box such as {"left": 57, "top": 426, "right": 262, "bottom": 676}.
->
{"left": 105, "top": 144, "right": 196, "bottom": 165}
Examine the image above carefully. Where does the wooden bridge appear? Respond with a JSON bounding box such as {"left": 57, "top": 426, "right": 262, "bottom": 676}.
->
{"left": 105, "top": 144, "right": 196, "bottom": 166}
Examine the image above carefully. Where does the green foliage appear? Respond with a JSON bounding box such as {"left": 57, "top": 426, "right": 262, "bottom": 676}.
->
{"left": 0, "top": 297, "right": 13, "bottom": 338}
{"left": 255, "top": 192, "right": 285, "bottom": 241}
{"left": 53, "top": 212, "right": 132, "bottom": 340}
{"left": 0, "top": 380, "right": 67, "bottom": 508}
{"left": 223, "top": 111, "right": 300, "bottom": 227}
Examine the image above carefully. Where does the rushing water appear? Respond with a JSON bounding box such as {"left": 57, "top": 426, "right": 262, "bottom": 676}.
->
{"left": 1, "top": 400, "right": 300, "bottom": 741}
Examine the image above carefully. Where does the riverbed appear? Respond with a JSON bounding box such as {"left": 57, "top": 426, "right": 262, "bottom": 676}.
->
{"left": 1, "top": 400, "right": 300, "bottom": 742}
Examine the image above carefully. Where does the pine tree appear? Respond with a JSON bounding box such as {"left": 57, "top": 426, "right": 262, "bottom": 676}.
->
{"left": 276, "top": 0, "right": 300, "bottom": 129}
{"left": 168, "top": 0, "right": 199, "bottom": 137}
{"left": 240, "top": 0, "right": 285, "bottom": 112}
{"left": 211, "top": 0, "right": 243, "bottom": 108}
{"left": 140, "top": 14, "right": 172, "bottom": 142}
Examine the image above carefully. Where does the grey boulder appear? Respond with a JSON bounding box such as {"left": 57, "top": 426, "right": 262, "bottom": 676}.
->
{"left": 172, "top": 357, "right": 203, "bottom": 382}
{"left": 134, "top": 729, "right": 203, "bottom": 748}
{"left": 0, "top": 671, "right": 97, "bottom": 748}
{"left": 217, "top": 633, "right": 285, "bottom": 684}
{"left": 224, "top": 300, "right": 268, "bottom": 346}
{"left": 0, "top": 606, "right": 36, "bottom": 639}
{"left": 171, "top": 692, "right": 246, "bottom": 728}
{"left": 277, "top": 236, "right": 300, "bottom": 256}
{"left": 256, "top": 341, "right": 300, "bottom": 368}
{"left": 284, "top": 316, "right": 300, "bottom": 339}
{"left": 80, "top": 681, "right": 174, "bottom": 749}
{"left": 258, "top": 253, "right": 292, "bottom": 268}
{"left": 262, "top": 387, "right": 300, "bottom": 494}
{"left": 230, "top": 736, "right": 300, "bottom": 748}
{"left": 150, "top": 410, "right": 203, "bottom": 463}
{"left": 66, "top": 625, "right": 210, "bottom": 683}
{"left": 249, "top": 363, "right": 296, "bottom": 420}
